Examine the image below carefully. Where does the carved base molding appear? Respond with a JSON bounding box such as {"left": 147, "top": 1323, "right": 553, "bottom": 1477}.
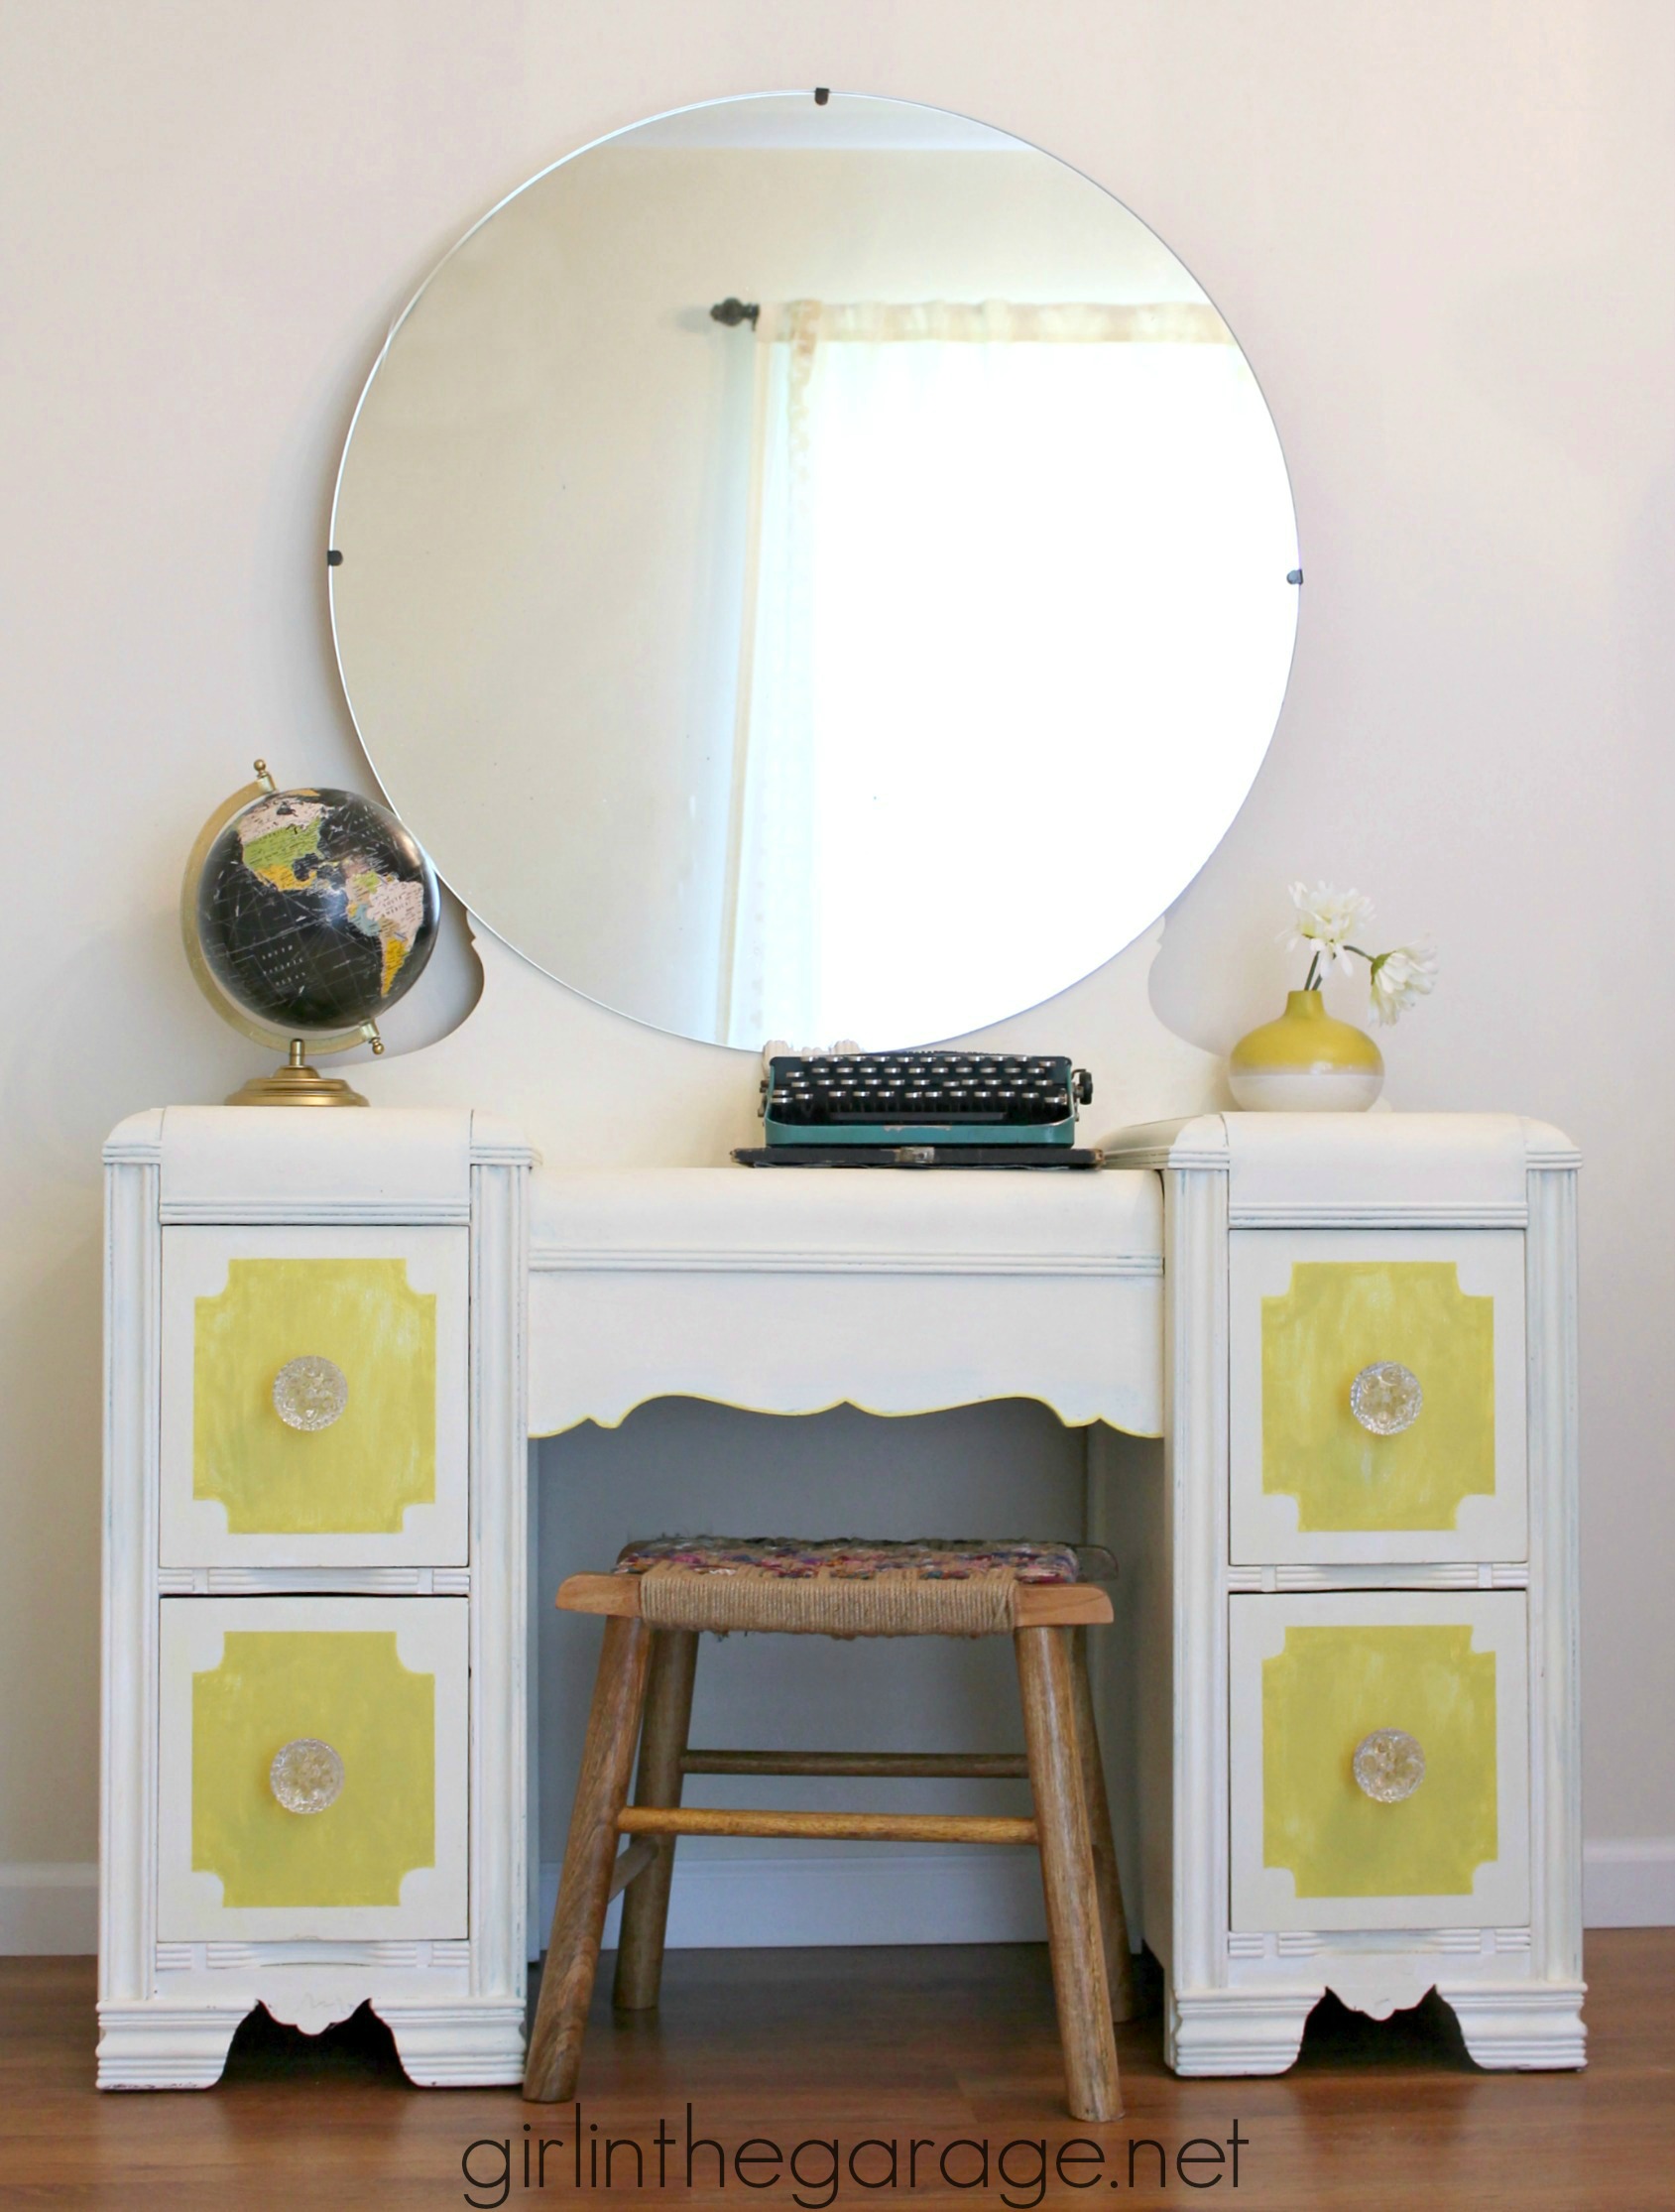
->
{"left": 1167, "top": 1978, "right": 1588, "bottom": 2077}
{"left": 96, "top": 1997, "right": 528, "bottom": 2090}
{"left": 96, "top": 2005, "right": 247, "bottom": 2091}
{"left": 376, "top": 2002, "right": 529, "bottom": 2086}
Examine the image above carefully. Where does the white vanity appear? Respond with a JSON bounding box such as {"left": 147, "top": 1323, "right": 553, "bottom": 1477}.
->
{"left": 98, "top": 1103, "right": 1584, "bottom": 2085}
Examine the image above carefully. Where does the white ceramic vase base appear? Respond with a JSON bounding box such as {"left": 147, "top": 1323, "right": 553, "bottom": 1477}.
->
{"left": 1227, "top": 1067, "right": 1384, "bottom": 1112}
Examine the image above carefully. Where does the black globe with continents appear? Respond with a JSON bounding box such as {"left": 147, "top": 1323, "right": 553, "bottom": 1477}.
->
{"left": 195, "top": 787, "right": 439, "bottom": 1034}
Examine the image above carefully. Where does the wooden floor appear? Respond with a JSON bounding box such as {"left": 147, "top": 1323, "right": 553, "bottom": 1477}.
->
{"left": 2, "top": 1935, "right": 1671, "bottom": 2208}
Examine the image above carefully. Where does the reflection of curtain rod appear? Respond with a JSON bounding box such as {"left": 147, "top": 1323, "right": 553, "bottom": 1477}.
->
{"left": 707, "top": 298, "right": 1236, "bottom": 344}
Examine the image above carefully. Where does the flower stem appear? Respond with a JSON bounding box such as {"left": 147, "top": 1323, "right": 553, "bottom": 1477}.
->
{"left": 1303, "top": 951, "right": 1322, "bottom": 991}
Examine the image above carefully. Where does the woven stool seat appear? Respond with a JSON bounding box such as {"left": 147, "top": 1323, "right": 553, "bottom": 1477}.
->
{"left": 601, "top": 1535, "right": 1112, "bottom": 1637}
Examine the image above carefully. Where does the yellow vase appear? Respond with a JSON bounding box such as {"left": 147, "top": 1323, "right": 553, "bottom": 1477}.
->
{"left": 1229, "top": 989, "right": 1384, "bottom": 1112}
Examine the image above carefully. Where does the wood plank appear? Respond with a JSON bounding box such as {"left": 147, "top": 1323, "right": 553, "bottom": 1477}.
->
{"left": 619, "top": 1806, "right": 1039, "bottom": 1845}
{"left": 1, "top": 1938, "right": 1665, "bottom": 2209}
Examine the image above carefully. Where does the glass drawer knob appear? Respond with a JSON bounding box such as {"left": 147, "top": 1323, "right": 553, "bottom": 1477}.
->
{"left": 1351, "top": 1360, "right": 1422, "bottom": 1434}
{"left": 1353, "top": 1728, "right": 1426, "bottom": 1802}
{"left": 269, "top": 1738, "right": 345, "bottom": 1814}
{"left": 273, "top": 1355, "right": 348, "bottom": 1430}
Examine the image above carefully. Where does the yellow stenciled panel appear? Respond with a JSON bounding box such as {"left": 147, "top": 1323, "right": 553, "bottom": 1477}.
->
{"left": 158, "top": 1597, "right": 468, "bottom": 1938}
{"left": 191, "top": 1631, "right": 434, "bottom": 1908}
{"left": 1261, "top": 1261, "right": 1495, "bottom": 1532}
{"left": 193, "top": 1258, "right": 434, "bottom": 1534}
{"left": 1230, "top": 1592, "right": 1528, "bottom": 1932}
{"left": 1262, "top": 1624, "right": 1496, "bottom": 1899}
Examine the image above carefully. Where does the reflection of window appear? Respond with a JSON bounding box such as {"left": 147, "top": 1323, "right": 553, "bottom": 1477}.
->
{"left": 717, "top": 300, "right": 1297, "bottom": 1049}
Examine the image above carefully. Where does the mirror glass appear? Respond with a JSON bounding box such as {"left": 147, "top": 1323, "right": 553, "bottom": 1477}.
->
{"left": 331, "top": 92, "right": 1298, "bottom": 1048}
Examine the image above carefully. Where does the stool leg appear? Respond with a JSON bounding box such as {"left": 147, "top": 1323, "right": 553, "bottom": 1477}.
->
{"left": 1016, "top": 1624, "right": 1123, "bottom": 2122}
{"left": 613, "top": 1627, "right": 699, "bottom": 2011}
{"left": 1069, "top": 1625, "right": 1138, "bottom": 2024}
{"left": 524, "top": 1614, "right": 653, "bottom": 2102}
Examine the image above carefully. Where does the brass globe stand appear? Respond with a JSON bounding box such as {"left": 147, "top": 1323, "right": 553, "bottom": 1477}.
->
{"left": 225, "top": 1039, "right": 373, "bottom": 1110}
{"left": 183, "top": 761, "right": 386, "bottom": 1108}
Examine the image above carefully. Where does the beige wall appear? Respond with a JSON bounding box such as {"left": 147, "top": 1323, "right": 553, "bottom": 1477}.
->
{"left": 3, "top": 0, "right": 1672, "bottom": 1920}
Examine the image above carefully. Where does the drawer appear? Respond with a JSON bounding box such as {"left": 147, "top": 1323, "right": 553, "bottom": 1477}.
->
{"left": 160, "top": 1227, "right": 467, "bottom": 1566}
{"left": 1230, "top": 1229, "right": 1526, "bottom": 1563}
{"left": 157, "top": 1597, "right": 468, "bottom": 1939}
{"left": 1230, "top": 1591, "right": 1528, "bottom": 1931}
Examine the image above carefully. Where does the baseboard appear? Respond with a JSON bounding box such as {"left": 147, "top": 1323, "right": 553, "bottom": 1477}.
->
{"left": 539, "top": 1842, "right": 1049, "bottom": 1957}
{"left": 540, "top": 1836, "right": 1675, "bottom": 1957}
{"left": 0, "top": 1864, "right": 97, "bottom": 1954}
{"left": 1583, "top": 1838, "right": 1675, "bottom": 1927}
{"left": 3, "top": 1850, "right": 1049, "bottom": 1961}
{"left": 11, "top": 1838, "right": 1672, "bottom": 1960}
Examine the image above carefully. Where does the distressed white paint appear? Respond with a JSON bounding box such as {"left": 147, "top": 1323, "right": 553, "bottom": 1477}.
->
{"left": 528, "top": 1161, "right": 1165, "bottom": 1437}
{"left": 108, "top": 1101, "right": 1586, "bottom": 2081}
{"left": 1102, "top": 1115, "right": 1586, "bottom": 2073}
{"left": 100, "top": 1109, "right": 532, "bottom": 2089}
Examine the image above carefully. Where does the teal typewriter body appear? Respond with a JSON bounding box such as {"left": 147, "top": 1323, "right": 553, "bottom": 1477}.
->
{"left": 758, "top": 1049, "right": 1093, "bottom": 1151}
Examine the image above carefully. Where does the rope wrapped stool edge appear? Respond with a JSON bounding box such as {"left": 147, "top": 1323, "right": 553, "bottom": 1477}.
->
{"left": 636, "top": 1560, "right": 1020, "bottom": 1638}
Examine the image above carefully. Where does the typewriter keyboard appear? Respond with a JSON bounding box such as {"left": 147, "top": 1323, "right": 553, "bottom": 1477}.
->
{"left": 763, "top": 1050, "right": 1092, "bottom": 1128}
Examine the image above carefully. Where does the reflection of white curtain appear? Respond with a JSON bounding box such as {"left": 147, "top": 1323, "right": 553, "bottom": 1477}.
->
{"left": 717, "top": 300, "right": 1289, "bottom": 1049}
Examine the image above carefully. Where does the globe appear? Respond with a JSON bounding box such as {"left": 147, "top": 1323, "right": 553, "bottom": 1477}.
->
{"left": 193, "top": 785, "right": 440, "bottom": 1037}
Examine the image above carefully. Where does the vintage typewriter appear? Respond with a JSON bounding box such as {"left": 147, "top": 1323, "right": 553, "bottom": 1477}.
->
{"left": 734, "top": 1048, "right": 1100, "bottom": 1167}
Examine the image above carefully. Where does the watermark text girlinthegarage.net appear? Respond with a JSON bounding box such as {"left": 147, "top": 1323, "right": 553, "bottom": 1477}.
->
{"left": 460, "top": 2107, "right": 1252, "bottom": 2206}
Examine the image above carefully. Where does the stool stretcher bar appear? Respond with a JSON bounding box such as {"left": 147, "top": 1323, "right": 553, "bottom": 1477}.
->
{"left": 618, "top": 1805, "right": 1040, "bottom": 1847}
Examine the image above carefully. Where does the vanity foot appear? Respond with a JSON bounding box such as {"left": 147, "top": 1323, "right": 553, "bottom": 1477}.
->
{"left": 1165, "top": 1984, "right": 1319, "bottom": 2075}
{"left": 379, "top": 2000, "right": 528, "bottom": 2087}
{"left": 1437, "top": 1981, "right": 1588, "bottom": 2070}
{"left": 95, "top": 2003, "right": 245, "bottom": 2089}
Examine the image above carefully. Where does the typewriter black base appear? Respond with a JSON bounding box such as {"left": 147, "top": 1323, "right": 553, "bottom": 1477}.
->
{"left": 732, "top": 1145, "right": 1105, "bottom": 1169}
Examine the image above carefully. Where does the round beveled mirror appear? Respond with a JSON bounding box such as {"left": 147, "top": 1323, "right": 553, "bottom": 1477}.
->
{"left": 331, "top": 91, "right": 1298, "bottom": 1049}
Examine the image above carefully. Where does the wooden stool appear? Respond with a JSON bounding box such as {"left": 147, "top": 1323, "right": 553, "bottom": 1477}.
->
{"left": 524, "top": 1537, "right": 1135, "bottom": 2121}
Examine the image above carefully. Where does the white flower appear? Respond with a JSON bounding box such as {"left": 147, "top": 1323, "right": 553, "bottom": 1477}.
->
{"left": 1284, "top": 881, "right": 1375, "bottom": 975}
{"left": 1368, "top": 941, "right": 1438, "bottom": 1027}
